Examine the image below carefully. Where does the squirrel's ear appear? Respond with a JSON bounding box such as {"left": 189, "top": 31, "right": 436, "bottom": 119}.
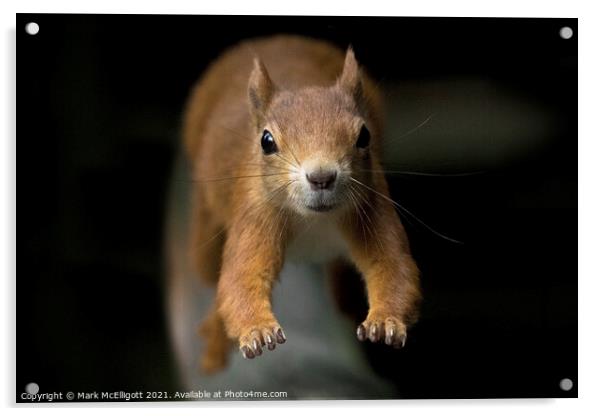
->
{"left": 337, "top": 46, "right": 363, "bottom": 100}
{"left": 248, "top": 58, "right": 274, "bottom": 117}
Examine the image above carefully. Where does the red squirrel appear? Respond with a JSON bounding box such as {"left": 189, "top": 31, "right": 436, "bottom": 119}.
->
{"left": 182, "top": 35, "right": 421, "bottom": 373}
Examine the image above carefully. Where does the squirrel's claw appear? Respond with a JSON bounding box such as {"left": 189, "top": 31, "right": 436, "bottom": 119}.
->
{"left": 275, "top": 327, "right": 286, "bottom": 344}
{"left": 252, "top": 338, "right": 263, "bottom": 356}
{"left": 357, "top": 316, "right": 407, "bottom": 348}
{"left": 241, "top": 345, "right": 255, "bottom": 359}
{"left": 239, "top": 325, "right": 286, "bottom": 359}
{"left": 356, "top": 324, "right": 367, "bottom": 341}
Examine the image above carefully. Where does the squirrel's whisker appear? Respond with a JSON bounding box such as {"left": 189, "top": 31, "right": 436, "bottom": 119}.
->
{"left": 348, "top": 183, "right": 385, "bottom": 255}
{"left": 273, "top": 152, "right": 299, "bottom": 171}
{"left": 218, "top": 123, "right": 299, "bottom": 170}
{"left": 357, "top": 168, "right": 486, "bottom": 177}
{"left": 267, "top": 109, "right": 302, "bottom": 168}
{"left": 196, "top": 178, "right": 296, "bottom": 249}
{"left": 189, "top": 172, "right": 292, "bottom": 183}
{"left": 382, "top": 113, "right": 436, "bottom": 147}
{"left": 349, "top": 176, "right": 463, "bottom": 244}
{"left": 345, "top": 184, "right": 369, "bottom": 254}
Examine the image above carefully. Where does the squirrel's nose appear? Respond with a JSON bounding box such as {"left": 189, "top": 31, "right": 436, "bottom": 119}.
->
{"left": 306, "top": 169, "right": 337, "bottom": 190}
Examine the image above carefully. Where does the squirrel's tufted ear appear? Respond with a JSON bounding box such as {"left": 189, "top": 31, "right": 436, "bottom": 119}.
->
{"left": 248, "top": 58, "right": 274, "bottom": 118}
{"left": 337, "top": 46, "right": 363, "bottom": 101}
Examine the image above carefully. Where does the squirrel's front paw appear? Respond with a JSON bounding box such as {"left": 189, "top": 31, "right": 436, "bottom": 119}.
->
{"left": 356, "top": 314, "right": 407, "bottom": 348}
{"left": 239, "top": 323, "right": 286, "bottom": 359}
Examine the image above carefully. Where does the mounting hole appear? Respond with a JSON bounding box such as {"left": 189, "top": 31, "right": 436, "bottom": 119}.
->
{"left": 559, "top": 26, "right": 573, "bottom": 40}
{"left": 25, "top": 22, "right": 39, "bottom": 35}
{"left": 559, "top": 378, "right": 573, "bottom": 391}
{"left": 25, "top": 382, "right": 39, "bottom": 394}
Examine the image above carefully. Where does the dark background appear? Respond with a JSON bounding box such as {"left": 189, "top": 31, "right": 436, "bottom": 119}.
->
{"left": 17, "top": 14, "right": 577, "bottom": 400}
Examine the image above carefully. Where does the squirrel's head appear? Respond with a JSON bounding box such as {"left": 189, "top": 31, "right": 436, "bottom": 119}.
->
{"left": 247, "top": 47, "right": 381, "bottom": 217}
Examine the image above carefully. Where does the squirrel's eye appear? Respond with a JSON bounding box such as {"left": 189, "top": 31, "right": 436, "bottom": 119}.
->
{"left": 356, "top": 125, "right": 371, "bottom": 149}
{"left": 261, "top": 129, "right": 278, "bottom": 155}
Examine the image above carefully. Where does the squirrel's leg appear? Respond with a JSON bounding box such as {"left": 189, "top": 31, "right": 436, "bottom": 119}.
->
{"left": 342, "top": 192, "right": 422, "bottom": 348}
{"left": 216, "top": 213, "right": 287, "bottom": 359}
{"left": 189, "top": 192, "right": 231, "bottom": 372}
{"left": 198, "top": 303, "right": 231, "bottom": 373}
{"left": 189, "top": 190, "right": 225, "bottom": 285}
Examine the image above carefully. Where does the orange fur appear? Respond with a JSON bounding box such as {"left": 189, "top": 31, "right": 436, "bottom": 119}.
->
{"left": 182, "top": 35, "right": 421, "bottom": 372}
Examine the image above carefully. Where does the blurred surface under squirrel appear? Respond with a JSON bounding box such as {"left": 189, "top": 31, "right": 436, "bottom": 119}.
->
{"left": 182, "top": 35, "right": 421, "bottom": 373}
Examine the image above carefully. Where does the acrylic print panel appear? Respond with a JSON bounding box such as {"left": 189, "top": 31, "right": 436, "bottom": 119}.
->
{"left": 17, "top": 14, "right": 577, "bottom": 402}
